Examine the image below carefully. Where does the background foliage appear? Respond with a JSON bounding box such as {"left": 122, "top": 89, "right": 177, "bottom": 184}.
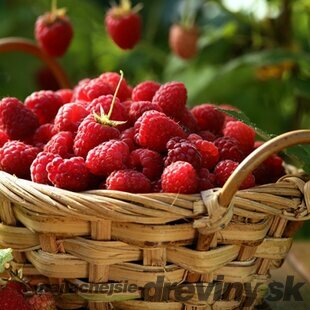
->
{"left": 0, "top": 0, "right": 309, "bottom": 237}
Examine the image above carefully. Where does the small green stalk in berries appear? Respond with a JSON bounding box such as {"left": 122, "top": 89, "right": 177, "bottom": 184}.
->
{"left": 105, "top": 0, "right": 143, "bottom": 50}
{"left": 35, "top": 0, "right": 73, "bottom": 57}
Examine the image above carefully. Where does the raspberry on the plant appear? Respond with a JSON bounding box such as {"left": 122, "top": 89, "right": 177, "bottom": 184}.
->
{"left": 129, "top": 148, "right": 163, "bottom": 180}
{"left": 161, "top": 161, "right": 198, "bottom": 194}
{"left": 31, "top": 152, "right": 59, "bottom": 185}
{"left": 0, "top": 97, "right": 39, "bottom": 140}
{"left": 128, "top": 101, "right": 162, "bottom": 125}
{"left": 54, "top": 102, "right": 88, "bottom": 133}
{"left": 214, "top": 136, "right": 245, "bottom": 162}
{"left": 223, "top": 120, "right": 255, "bottom": 154}
{"left": 132, "top": 81, "right": 161, "bottom": 101}
{"left": 191, "top": 104, "right": 225, "bottom": 134}
{"left": 86, "top": 140, "right": 129, "bottom": 176}
{"left": 214, "top": 159, "right": 255, "bottom": 189}
{"left": 24, "top": 90, "right": 63, "bottom": 124}
{"left": 0, "top": 141, "right": 39, "bottom": 179}
{"left": 106, "top": 169, "right": 151, "bottom": 193}
{"left": 152, "top": 81, "right": 187, "bottom": 119}
{"left": 134, "top": 110, "right": 186, "bottom": 152}
{"left": 44, "top": 131, "right": 74, "bottom": 158}
{"left": 47, "top": 156, "right": 90, "bottom": 191}
{"left": 35, "top": 4, "right": 73, "bottom": 57}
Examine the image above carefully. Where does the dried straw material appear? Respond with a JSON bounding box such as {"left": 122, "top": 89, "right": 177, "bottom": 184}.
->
{"left": 0, "top": 130, "right": 309, "bottom": 310}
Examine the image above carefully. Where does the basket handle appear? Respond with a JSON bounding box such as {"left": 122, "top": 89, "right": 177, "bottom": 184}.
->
{"left": 219, "top": 129, "right": 310, "bottom": 208}
{"left": 0, "top": 37, "right": 71, "bottom": 89}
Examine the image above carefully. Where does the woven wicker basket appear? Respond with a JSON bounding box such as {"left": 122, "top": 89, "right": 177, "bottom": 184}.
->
{"left": 0, "top": 38, "right": 309, "bottom": 310}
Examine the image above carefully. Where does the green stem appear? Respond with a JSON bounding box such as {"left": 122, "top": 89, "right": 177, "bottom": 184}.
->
{"left": 107, "top": 70, "right": 124, "bottom": 119}
{"left": 121, "top": 0, "right": 131, "bottom": 11}
{"left": 51, "top": 0, "right": 57, "bottom": 13}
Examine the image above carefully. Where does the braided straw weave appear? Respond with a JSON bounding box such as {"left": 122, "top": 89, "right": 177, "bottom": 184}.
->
{"left": 0, "top": 128, "right": 309, "bottom": 309}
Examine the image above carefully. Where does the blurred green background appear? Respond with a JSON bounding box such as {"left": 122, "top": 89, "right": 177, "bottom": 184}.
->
{"left": 0, "top": 0, "right": 309, "bottom": 237}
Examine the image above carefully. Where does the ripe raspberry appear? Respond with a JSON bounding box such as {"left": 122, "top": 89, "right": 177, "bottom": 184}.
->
{"left": 134, "top": 110, "right": 186, "bottom": 152}
{"left": 72, "top": 78, "right": 90, "bottom": 102}
{"left": 169, "top": 24, "right": 198, "bottom": 60}
{"left": 129, "top": 148, "right": 163, "bottom": 180}
{"left": 106, "top": 169, "right": 151, "bottom": 193}
{"left": 165, "top": 140, "right": 201, "bottom": 170}
{"left": 128, "top": 101, "right": 162, "bottom": 125}
{"left": 28, "top": 292, "right": 57, "bottom": 310}
{"left": 105, "top": 2, "right": 141, "bottom": 50}
{"left": 73, "top": 114, "right": 120, "bottom": 158}
{"left": 197, "top": 131, "right": 216, "bottom": 142}
{"left": 120, "top": 127, "right": 137, "bottom": 151}
{"left": 0, "top": 141, "right": 39, "bottom": 179}
{"left": 100, "top": 72, "right": 131, "bottom": 102}
{"left": 24, "top": 90, "right": 63, "bottom": 124}
{"left": 191, "top": 104, "right": 225, "bottom": 134}
{"left": 47, "top": 156, "right": 90, "bottom": 191}
{"left": 192, "top": 139, "right": 219, "bottom": 169}
{"left": 219, "top": 104, "right": 239, "bottom": 125}
{"left": 32, "top": 123, "right": 57, "bottom": 146}
{"left": 35, "top": 11, "right": 73, "bottom": 57}
{"left": 214, "top": 136, "right": 245, "bottom": 162}
{"left": 178, "top": 108, "right": 199, "bottom": 133}
{"left": 86, "top": 140, "right": 129, "bottom": 176}
{"left": 152, "top": 179, "right": 162, "bottom": 192}
{"left": 0, "top": 130, "right": 9, "bottom": 147}
{"left": 31, "top": 152, "right": 59, "bottom": 185}
{"left": 86, "top": 95, "right": 128, "bottom": 131}
{"left": 223, "top": 121, "right": 255, "bottom": 154}
{"left": 152, "top": 82, "right": 187, "bottom": 119}
{"left": 121, "top": 100, "right": 132, "bottom": 115}
{"left": 54, "top": 102, "right": 88, "bottom": 133}
{"left": 56, "top": 88, "right": 73, "bottom": 104}
{"left": 166, "top": 137, "right": 187, "bottom": 149}
{"left": 161, "top": 161, "right": 198, "bottom": 194}
{"left": 132, "top": 81, "right": 161, "bottom": 101}
{"left": 0, "top": 97, "right": 39, "bottom": 140}
{"left": 214, "top": 160, "right": 255, "bottom": 189}
{"left": 199, "top": 168, "right": 216, "bottom": 191}
{"left": 0, "top": 284, "right": 31, "bottom": 310}
{"left": 44, "top": 131, "right": 74, "bottom": 158}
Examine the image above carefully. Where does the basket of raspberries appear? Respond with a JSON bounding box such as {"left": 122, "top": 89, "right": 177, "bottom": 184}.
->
{"left": 0, "top": 70, "right": 309, "bottom": 310}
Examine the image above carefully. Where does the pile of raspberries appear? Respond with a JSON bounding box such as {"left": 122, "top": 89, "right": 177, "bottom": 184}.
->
{"left": 0, "top": 72, "right": 285, "bottom": 193}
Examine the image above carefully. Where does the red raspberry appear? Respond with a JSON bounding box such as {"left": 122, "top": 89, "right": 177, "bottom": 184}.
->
{"left": 106, "top": 169, "right": 151, "bottom": 193}
{"left": 199, "top": 168, "right": 216, "bottom": 191}
{"left": 86, "top": 140, "right": 129, "bottom": 176}
{"left": 132, "top": 81, "right": 161, "bottom": 101}
{"left": 214, "top": 136, "right": 245, "bottom": 162}
{"left": 165, "top": 140, "right": 201, "bottom": 170}
{"left": 161, "top": 161, "right": 198, "bottom": 194}
{"left": 100, "top": 72, "right": 131, "bottom": 102}
{"left": 214, "top": 160, "right": 255, "bottom": 189}
{"left": 178, "top": 108, "right": 199, "bottom": 133}
{"left": 223, "top": 121, "right": 255, "bottom": 154}
{"left": 219, "top": 104, "right": 239, "bottom": 125}
{"left": 0, "top": 283, "right": 31, "bottom": 310}
{"left": 105, "top": 3, "right": 141, "bottom": 50}
{"left": 32, "top": 123, "right": 57, "bottom": 146}
{"left": 129, "top": 148, "right": 163, "bottom": 180}
{"left": 0, "top": 141, "right": 39, "bottom": 179}
{"left": 152, "top": 82, "right": 187, "bottom": 119}
{"left": 0, "top": 130, "right": 9, "bottom": 147}
{"left": 192, "top": 139, "right": 219, "bottom": 169}
{"left": 56, "top": 88, "right": 73, "bottom": 104}
{"left": 166, "top": 137, "right": 187, "bottom": 149}
{"left": 30, "top": 151, "right": 59, "bottom": 184}
{"left": 35, "top": 11, "right": 73, "bottom": 57}
{"left": 73, "top": 115, "right": 120, "bottom": 158}
{"left": 152, "top": 179, "right": 162, "bottom": 193}
{"left": 72, "top": 78, "right": 90, "bottom": 102}
{"left": 47, "top": 156, "right": 90, "bottom": 191}
{"left": 134, "top": 110, "right": 186, "bottom": 152}
{"left": 187, "top": 133, "right": 202, "bottom": 142}
{"left": 0, "top": 97, "right": 39, "bottom": 140}
{"left": 120, "top": 127, "right": 137, "bottom": 151}
{"left": 197, "top": 131, "right": 216, "bottom": 142}
{"left": 28, "top": 292, "right": 56, "bottom": 310}
{"left": 44, "top": 131, "right": 74, "bottom": 158}
{"left": 121, "top": 100, "right": 132, "bottom": 115}
{"left": 86, "top": 95, "right": 128, "bottom": 131}
{"left": 128, "top": 101, "right": 162, "bottom": 125}
{"left": 191, "top": 104, "right": 225, "bottom": 134}
{"left": 24, "top": 90, "right": 63, "bottom": 124}
{"left": 54, "top": 102, "right": 88, "bottom": 133}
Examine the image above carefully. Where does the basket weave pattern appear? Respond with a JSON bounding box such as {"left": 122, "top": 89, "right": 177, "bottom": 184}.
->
{"left": 0, "top": 130, "right": 309, "bottom": 309}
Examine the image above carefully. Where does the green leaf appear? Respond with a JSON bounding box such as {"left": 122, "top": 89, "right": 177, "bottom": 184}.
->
{"left": 0, "top": 249, "right": 13, "bottom": 273}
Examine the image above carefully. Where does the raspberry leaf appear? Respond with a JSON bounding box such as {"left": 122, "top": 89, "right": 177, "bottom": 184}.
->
{"left": 0, "top": 248, "right": 13, "bottom": 273}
